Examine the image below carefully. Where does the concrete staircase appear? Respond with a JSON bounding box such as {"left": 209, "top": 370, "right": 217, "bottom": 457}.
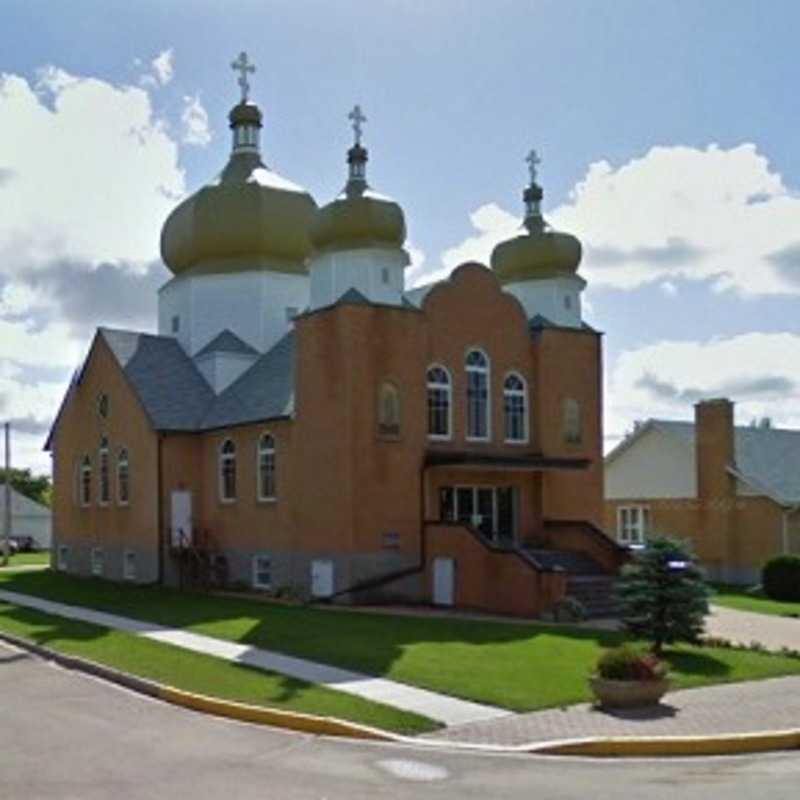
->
{"left": 523, "top": 547, "right": 620, "bottom": 619}
{"left": 565, "top": 575, "right": 620, "bottom": 619}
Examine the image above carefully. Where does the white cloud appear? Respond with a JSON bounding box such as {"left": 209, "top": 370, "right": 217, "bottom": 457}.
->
{"left": 659, "top": 280, "right": 678, "bottom": 296}
{"left": 0, "top": 65, "right": 188, "bottom": 471}
{"left": 437, "top": 144, "right": 800, "bottom": 297}
{"left": 140, "top": 48, "right": 174, "bottom": 87}
{"left": 0, "top": 68, "right": 184, "bottom": 272}
{"left": 181, "top": 94, "right": 211, "bottom": 146}
{"left": 606, "top": 332, "right": 800, "bottom": 442}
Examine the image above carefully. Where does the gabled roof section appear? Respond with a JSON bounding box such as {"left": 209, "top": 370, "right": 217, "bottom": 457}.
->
{"left": 335, "top": 287, "right": 371, "bottom": 306}
{"left": 100, "top": 328, "right": 215, "bottom": 430}
{"left": 195, "top": 329, "right": 258, "bottom": 359}
{"left": 200, "top": 330, "right": 295, "bottom": 430}
{"left": 607, "top": 417, "right": 800, "bottom": 506}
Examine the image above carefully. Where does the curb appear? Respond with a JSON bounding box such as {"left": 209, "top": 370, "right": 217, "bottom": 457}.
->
{"left": 3, "top": 629, "right": 800, "bottom": 757}
{"left": 528, "top": 731, "right": 800, "bottom": 757}
{"left": 0, "top": 630, "right": 394, "bottom": 743}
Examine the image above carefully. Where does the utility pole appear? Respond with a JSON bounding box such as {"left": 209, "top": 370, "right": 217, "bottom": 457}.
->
{"left": 2, "top": 422, "right": 10, "bottom": 567}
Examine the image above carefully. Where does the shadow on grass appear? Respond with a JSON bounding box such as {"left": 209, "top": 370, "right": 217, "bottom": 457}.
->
{"left": 0, "top": 569, "right": 626, "bottom": 679}
{"left": 663, "top": 649, "right": 732, "bottom": 678}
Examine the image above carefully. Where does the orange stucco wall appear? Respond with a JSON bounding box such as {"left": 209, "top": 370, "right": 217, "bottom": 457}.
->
{"left": 51, "top": 262, "right": 606, "bottom": 608}
{"left": 51, "top": 335, "right": 159, "bottom": 581}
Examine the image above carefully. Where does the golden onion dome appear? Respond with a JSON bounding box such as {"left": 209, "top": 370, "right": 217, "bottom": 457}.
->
{"left": 160, "top": 101, "right": 318, "bottom": 275}
{"left": 491, "top": 154, "right": 582, "bottom": 283}
{"left": 310, "top": 110, "right": 407, "bottom": 253}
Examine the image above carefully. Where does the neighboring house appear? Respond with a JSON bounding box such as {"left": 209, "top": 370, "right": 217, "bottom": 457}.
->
{"left": 0, "top": 482, "right": 52, "bottom": 550}
{"left": 605, "top": 398, "right": 800, "bottom": 584}
{"left": 45, "top": 68, "right": 624, "bottom": 617}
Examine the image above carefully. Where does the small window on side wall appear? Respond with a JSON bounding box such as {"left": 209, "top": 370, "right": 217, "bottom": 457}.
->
{"left": 57, "top": 545, "right": 69, "bottom": 571}
{"left": 563, "top": 398, "right": 582, "bottom": 444}
{"left": 377, "top": 381, "right": 401, "bottom": 438}
{"left": 91, "top": 548, "right": 104, "bottom": 577}
{"left": 257, "top": 434, "right": 276, "bottom": 501}
{"left": 252, "top": 554, "right": 272, "bottom": 590}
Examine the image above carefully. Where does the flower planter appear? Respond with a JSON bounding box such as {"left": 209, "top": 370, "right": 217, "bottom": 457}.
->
{"left": 589, "top": 676, "right": 671, "bottom": 708}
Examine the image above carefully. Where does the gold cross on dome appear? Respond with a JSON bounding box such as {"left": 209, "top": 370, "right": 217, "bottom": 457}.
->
{"left": 526, "top": 148, "right": 541, "bottom": 184}
{"left": 348, "top": 104, "right": 367, "bottom": 146}
{"left": 231, "top": 51, "right": 256, "bottom": 102}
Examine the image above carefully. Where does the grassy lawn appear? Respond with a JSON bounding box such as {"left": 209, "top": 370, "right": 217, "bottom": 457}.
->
{"left": 0, "top": 600, "right": 436, "bottom": 734}
{"left": 712, "top": 583, "right": 800, "bottom": 619}
{"left": 1, "top": 551, "right": 50, "bottom": 567}
{"left": 3, "top": 570, "right": 800, "bottom": 712}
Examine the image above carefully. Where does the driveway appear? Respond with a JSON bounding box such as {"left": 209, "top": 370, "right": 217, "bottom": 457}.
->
{"left": 707, "top": 605, "right": 800, "bottom": 651}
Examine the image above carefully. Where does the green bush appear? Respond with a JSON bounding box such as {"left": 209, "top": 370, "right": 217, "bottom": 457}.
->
{"left": 762, "top": 555, "right": 800, "bottom": 602}
{"left": 595, "top": 644, "right": 668, "bottom": 681}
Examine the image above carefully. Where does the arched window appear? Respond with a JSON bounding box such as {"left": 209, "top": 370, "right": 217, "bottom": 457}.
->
{"left": 80, "top": 455, "right": 92, "bottom": 507}
{"left": 257, "top": 434, "right": 276, "bottom": 501}
{"left": 563, "top": 398, "right": 582, "bottom": 444}
{"left": 378, "top": 381, "right": 401, "bottom": 437}
{"left": 427, "top": 365, "right": 452, "bottom": 439}
{"left": 117, "top": 448, "right": 130, "bottom": 506}
{"left": 219, "top": 439, "right": 237, "bottom": 502}
{"left": 465, "top": 349, "right": 490, "bottom": 440}
{"left": 504, "top": 373, "right": 528, "bottom": 443}
{"left": 98, "top": 436, "right": 110, "bottom": 505}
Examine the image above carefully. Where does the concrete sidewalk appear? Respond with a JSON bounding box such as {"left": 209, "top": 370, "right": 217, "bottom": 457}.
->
{"left": 0, "top": 589, "right": 506, "bottom": 727}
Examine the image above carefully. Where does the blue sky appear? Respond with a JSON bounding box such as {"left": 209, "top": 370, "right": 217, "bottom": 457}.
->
{"left": 2, "top": 0, "right": 800, "bottom": 471}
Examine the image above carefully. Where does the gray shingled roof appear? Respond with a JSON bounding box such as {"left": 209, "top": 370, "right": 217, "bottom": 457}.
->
{"left": 200, "top": 331, "right": 295, "bottom": 430}
{"left": 100, "top": 329, "right": 215, "bottom": 430}
{"left": 195, "top": 329, "right": 258, "bottom": 358}
{"left": 648, "top": 419, "right": 800, "bottom": 506}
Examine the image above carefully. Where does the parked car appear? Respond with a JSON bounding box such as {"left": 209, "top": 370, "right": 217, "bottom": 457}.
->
{"left": 8, "top": 535, "right": 35, "bottom": 553}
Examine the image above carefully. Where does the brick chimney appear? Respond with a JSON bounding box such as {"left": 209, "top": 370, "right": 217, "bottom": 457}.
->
{"left": 694, "top": 398, "right": 735, "bottom": 565}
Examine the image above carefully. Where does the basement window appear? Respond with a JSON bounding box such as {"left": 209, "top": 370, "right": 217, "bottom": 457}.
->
{"left": 91, "top": 548, "right": 104, "bottom": 577}
{"left": 123, "top": 550, "right": 137, "bottom": 582}
{"left": 57, "top": 545, "right": 69, "bottom": 571}
{"left": 252, "top": 555, "right": 272, "bottom": 590}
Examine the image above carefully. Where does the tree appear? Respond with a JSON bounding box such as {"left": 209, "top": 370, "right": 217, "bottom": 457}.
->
{"left": 0, "top": 468, "right": 52, "bottom": 507}
{"left": 617, "top": 535, "right": 710, "bottom": 655}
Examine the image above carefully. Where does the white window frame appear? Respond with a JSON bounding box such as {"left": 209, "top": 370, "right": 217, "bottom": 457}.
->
{"left": 503, "top": 371, "right": 528, "bottom": 444}
{"left": 465, "top": 348, "right": 491, "bottom": 442}
{"left": 80, "top": 456, "right": 92, "bottom": 508}
{"left": 426, "top": 364, "right": 452, "bottom": 441}
{"left": 617, "top": 505, "right": 650, "bottom": 545}
{"left": 117, "top": 448, "right": 130, "bottom": 507}
{"left": 257, "top": 433, "right": 276, "bottom": 502}
{"left": 219, "top": 438, "right": 237, "bottom": 503}
{"left": 123, "top": 550, "right": 137, "bottom": 581}
{"left": 90, "top": 547, "right": 104, "bottom": 577}
{"left": 98, "top": 436, "right": 110, "bottom": 506}
{"left": 252, "top": 554, "right": 272, "bottom": 590}
{"left": 563, "top": 397, "right": 582, "bottom": 444}
{"left": 57, "top": 545, "right": 69, "bottom": 571}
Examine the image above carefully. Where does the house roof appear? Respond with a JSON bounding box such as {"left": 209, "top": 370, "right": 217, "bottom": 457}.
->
{"left": 0, "top": 483, "right": 51, "bottom": 516}
{"left": 607, "top": 418, "right": 800, "bottom": 506}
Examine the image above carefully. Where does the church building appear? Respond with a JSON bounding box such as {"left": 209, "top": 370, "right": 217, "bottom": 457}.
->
{"left": 46, "top": 55, "right": 624, "bottom": 618}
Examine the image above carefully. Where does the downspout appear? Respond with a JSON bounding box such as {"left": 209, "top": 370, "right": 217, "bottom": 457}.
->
{"left": 157, "top": 433, "right": 165, "bottom": 584}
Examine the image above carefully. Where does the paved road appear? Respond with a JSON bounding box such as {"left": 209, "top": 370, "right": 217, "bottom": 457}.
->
{"left": 2, "top": 643, "right": 800, "bottom": 800}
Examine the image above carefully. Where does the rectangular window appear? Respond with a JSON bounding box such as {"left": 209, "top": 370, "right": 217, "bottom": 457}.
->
{"left": 381, "top": 267, "right": 390, "bottom": 285}
{"left": 57, "top": 545, "right": 69, "bottom": 571}
{"left": 90, "top": 548, "right": 104, "bottom": 577}
{"left": 252, "top": 555, "right": 272, "bottom": 590}
{"left": 123, "top": 550, "right": 136, "bottom": 581}
{"left": 441, "top": 485, "right": 517, "bottom": 543}
{"left": 617, "top": 506, "right": 649, "bottom": 545}
{"left": 285, "top": 306, "right": 299, "bottom": 323}
{"left": 171, "top": 315, "right": 180, "bottom": 333}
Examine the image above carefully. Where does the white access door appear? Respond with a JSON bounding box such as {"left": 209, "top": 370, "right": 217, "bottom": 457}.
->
{"left": 170, "top": 491, "right": 192, "bottom": 547}
{"left": 311, "top": 559, "right": 334, "bottom": 598}
{"left": 433, "top": 557, "right": 455, "bottom": 606}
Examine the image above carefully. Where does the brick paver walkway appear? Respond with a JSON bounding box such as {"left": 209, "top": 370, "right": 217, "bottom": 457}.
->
{"left": 423, "top": 676, "right": 800, "bottom": 746}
